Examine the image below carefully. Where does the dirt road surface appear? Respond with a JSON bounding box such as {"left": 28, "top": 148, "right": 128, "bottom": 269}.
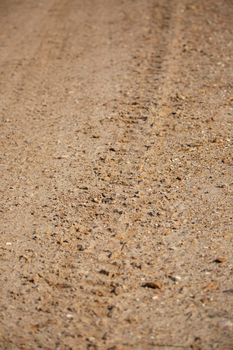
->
{"left": 0, "top": 0, "right": 233, "bottom": 349}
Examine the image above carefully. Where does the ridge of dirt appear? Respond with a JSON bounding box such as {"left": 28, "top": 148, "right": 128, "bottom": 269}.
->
{"left": 0, "top": 0, "right": 232, "bottom": 349}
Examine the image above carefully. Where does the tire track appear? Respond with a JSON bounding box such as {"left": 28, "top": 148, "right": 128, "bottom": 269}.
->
{"left": 0, "top": 0, "right": 183, "bottom": 348}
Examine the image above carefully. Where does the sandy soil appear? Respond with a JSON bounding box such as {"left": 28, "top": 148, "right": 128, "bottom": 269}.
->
{"left": 0, "top": 0, "right": 233, "bottom": 349}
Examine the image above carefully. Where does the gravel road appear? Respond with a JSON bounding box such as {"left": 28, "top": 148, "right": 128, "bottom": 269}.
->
{"left": 0, "top": 0, "right": 233, "bottom": 349}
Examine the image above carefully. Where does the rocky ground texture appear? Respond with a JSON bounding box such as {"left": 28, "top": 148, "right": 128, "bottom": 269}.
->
{"left": 0, "top": 0, "right": 233, "bottom": 349}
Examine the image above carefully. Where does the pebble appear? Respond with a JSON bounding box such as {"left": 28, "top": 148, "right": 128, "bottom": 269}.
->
{"left": 213, "top": 257, "right": 225, "bottom": 264}
{"left": 141, "top": 281, "right": 162, "bottom": 289}
{"left": 168, "top": 275, "right": 182, "bottom": 283}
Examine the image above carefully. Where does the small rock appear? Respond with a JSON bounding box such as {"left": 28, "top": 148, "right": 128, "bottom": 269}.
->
{"left": 168, "top": 275, "right": 182, "bottom": 283}
{"left": 141, "top": 281, "right": 162, "bottom": 289}
{"left": 223, "top": 289, "right": 233, "bottom": 294}
{"left": 213, "top": 257, "right": 225, "bottom": 264}
{"left": 99, "top": 269, "right": 109, "bottom": 276}
{"left": 77, "top": 244, "right": 85, "bottom": 251}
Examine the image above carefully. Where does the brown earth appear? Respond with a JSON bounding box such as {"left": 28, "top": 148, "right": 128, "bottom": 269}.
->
{"left": 0, "top": 0, "right": 233, "bottom": 349}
